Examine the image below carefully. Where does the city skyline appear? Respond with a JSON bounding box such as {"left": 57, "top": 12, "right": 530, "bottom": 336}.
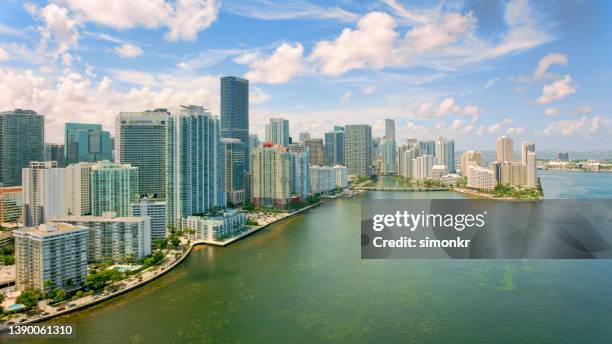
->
{"left": 0, "top": 1, "right": 610, "bottom": 150}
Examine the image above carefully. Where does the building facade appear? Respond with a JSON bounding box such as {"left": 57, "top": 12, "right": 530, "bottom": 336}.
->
{"left": 221, "top": 76, "right": 250, "bottom": 174}
{"left": 344, "top": 125, "right": 373, "bottom": 177}
{"left": 412, "top": 155, "right": 434, "bottom": 181}
{"left": 460, "top": 151, "right": 483, "bottom": 176}
{"left": 0, "top": 109, "right": 44, "bottom": 187}
{"left": 435, "top": 137, "right": 455, "bottom": 173}
{"left": 221, "top": 138, "right": 246, "bottom": 206}
{"left": 65, "top": 162, "right": 94, "bottom": 216}
{"left": 22, "top": 161, "right": 67, "bottom": 227}
{"left": 44, "top": 144, "right": 65, "bottom": 167}
{"left": 131, "top": 198, "right": 167, "bottom": 243}
{"left": 251, "top": 144, "right": 292, "bottom": 208}
{"left": 0, "top": 186, "right": 22, "bottom": 224}
{"left": 182, "top": 210, "right": 246, "bottom": 241}
{"left": 265, "top": 118, "right": 290, "bottom": 147}
{"left": 496, "top": 136, "right": 514, "bottom": 162}
{"left": 64, "top": 123, "right": 112, "bottom": 165}
{"left": 90, "top": 160, "right": 139, "bottom": 217}
{"left": 304, "top": 139, "right": 325, "bottom": 166}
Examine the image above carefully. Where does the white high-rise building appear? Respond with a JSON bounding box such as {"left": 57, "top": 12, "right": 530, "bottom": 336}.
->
{"left": 432, "top": 165, "right": 448, "bottom": 180}
{"left": 521, "top": 142, "right": 536, "bottom": 165}
{"left": 398, "top": 146, "right": 418, "bottom": 178}
{"left": 344, "top": 125, "right": 372, "bottom": 177}
{"left": 65, "top": 162, "right": 94, "bottom": 216}
{"left": 526, "top": 151, "right": 537, "bottom": 188}
{"left": 14, "top": 222, "right": 88, "bottom": 292}
{"left": 182, "top": 209, "right": 246, "bottom": 242}
{"left": 467, "top": 165, "right": 497, "bottom": 190}
{"left": 412, "top": 155, "right": 434, "bottom": 181}
{"left": 265, "top": 118, "right": 290, "bottom": 147}
{"left": 384, "top": 118, "right": 395, "bottom": 141}
{"left": 131, "top": 198, "right": 167, "bottom": 243}
{"left": 90, "top": 160, "right": 139, "bottom": 217}
{"left": 381, "top": 139, "right": 397, "bottom": 175}
{"left": 435, "top": 137, "right": 455, "bottom": 173}
{"left": 55, "top": 212, "right": 151, "bottom": 263}
{"left": 334, "top": 165, "right": 348, "bottom": 188}
{"left": 22, "top": 161, "right": 68, "bottom": 227}
{"left": 309, "top": 166, "right": 336, "bottom": 194}
{"left": 496, "top": 136, "right": 514, "bottom": 162}
{"left": 460, "top": 151, "right": 483, "bottom": 176}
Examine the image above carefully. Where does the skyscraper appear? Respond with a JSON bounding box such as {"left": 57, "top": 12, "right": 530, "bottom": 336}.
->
{"left": 324, "top": 129, "right": 345, "bottom": 166}
{"left": 44, "top": 143, "right": 65, "bottom": 167}
{"left": 251, "top": 143, "right": 291, "bottom": 208}
{"left": 22, "top": 161, "right": 67, "bottom": 227}
{"left": 221, "top": 76, "right": 249, "bottom": 173}
{"left": 382, "top": 139, "right": 397, "bottom": 174}
{"left": 167, "top": 105, "right": 225, "bottom": 227}
{"left": 116, "top": 109, "right": 170, "bottom": 199}
{"left": 304, "top": 139, "right": 325, "bottom": 166}
{"left": 0, "top": 109, "right": 44, "bottom": 187}
{"left": 90, "top": 160, "right": 139, "bottom": 217}
{"left": 65, "top": 162, "right": 94, "bottom": 216}
{"left": 289, "top": 149, "right": 310, "bottom": 201}
{"left": 460, "top": 151, "right": 483, "bottom": 176}
{"left": 435, "top": 137, "right": 455, "bottom": 173}
{"left": 344, "top": 125, "right": 372, "bottom": 177}
{"left": 221, "top": 138, "right": 245, "bottom": 206}
{"left": 0, "top": 187, "right": 22, "bottom": 224}
{"left": 521, "top": 141, "right": 535, "bottom": 165}
{"left": 418, "top": 140, "right": 436, "bottom": 156}
{"left": 384, "top": 118, "right": 395, "bottom": 141}
{"left": 299, "top": 132, "right": 311, "bottom": 143}
{"left": 64, "top": 123, "right": 112, "bottom": 165}
{"left": 265, "top": 118, "right": 290, "bottom": 147}
{"left": 526, "top": 151, "right": 537, "bottom": 188}
{"left": 496, "top": 136, "right": 514, "bottom": 162}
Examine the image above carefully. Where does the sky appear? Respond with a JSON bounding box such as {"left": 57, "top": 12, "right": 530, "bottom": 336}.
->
{"left": 0, "top": 0, "right": 611, "bottom": 151}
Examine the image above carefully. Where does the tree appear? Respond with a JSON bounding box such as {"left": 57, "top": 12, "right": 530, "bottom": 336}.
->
{"left": 170, "top": 236, "right": 180, "bottom": 248}
{"left": 16, "top": 288, "right": 42, "bottom": 310}
{"left": 52, "top": 288, "right": 67, "bottom": 303}
{"left": 0, "top": 292, "right": 4, "bottom": 313}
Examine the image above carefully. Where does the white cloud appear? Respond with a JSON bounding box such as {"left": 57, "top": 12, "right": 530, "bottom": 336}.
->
{"left": 537, "top": 74, "right": 577, "bottom": 104}
{"left": 59, "top": 0, "right": 219, "bottom": 41}
{"left": 29, "top": 3, "right": 80, "bottom": 65}
{"left": 503, "top": 117, "right": 516, "bottom": 124}
{"left": 544, "top": 108, "right": 560, "bottom": 116}
{"left": 0, "top": 48, "right": 9, "bottom": 61}
{"left": 223, "top": 0, "right": 358, "bottom": 22}
{"left": 114, "top": 43, "right": 143, "bottom": 58}
{"left": 575, "top": 105, "right": 592, "bottom": 115}
{"left": 341, "top": 91, "right": 352, "bottom": 103}
{"left": 415, "top": 97, "right": 481, "bottom": 118}
{"left": 250, "top": 86, "right": 270, "bottom": 104}
{"left": 487, "top": 123, "right": 502, "bottom": 134}
{"left": 362, "top": 85, "right": 377, "bottom": 94}
{"left": 534, "top": 52, "right": 567, "bottom": 79}
{"left": 506, "top": 127, "right": 524, "bottom": 134}
{"left": 310, "top": 12, "right": 399, "bottom": 77}
{"left": 244, "top": 43, "right": 306, "bottom": 84}
{"left": 539, "top": 116, "right": 605, "bottom": 136}
{"left": 401, "top": 12, "right": 476, "bottom": 54}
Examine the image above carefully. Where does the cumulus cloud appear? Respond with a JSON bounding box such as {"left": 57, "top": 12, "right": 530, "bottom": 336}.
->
{"left": 28, "top": 3, "right": 80, "bottom": 64}
{"left": 539, "top": 116, "right": 604, "bottom": 136}
{"left": 487, "top": 123, "right": 502, "bottom": 134}
{"left": 0, "top": 48, "right": 9, "bottom": 61}
{"left": 242, "top": 43, "right": 306, "bottom": 84}
{"left": 114, "top": 43, "right": 143, "bottom": 58}
{"left": 415, "top": 97, "right": 481, "bottom": 118}
{"left": 575, "top": 105, "right": 592, "bottom": 115}
{"left": 401, "top": 12, "right": 476, "bottom": 55}
{"left": 534, "top": 52, "right": 567, "bottom": 79}
{"left": 537, "top": 74, "right": 576, "bottom": 104}
{"left": 506, "top": 127, "right": 524, "bottom": 134}
{"left": 544, "top": 108, "right": 560, "bottom": 116}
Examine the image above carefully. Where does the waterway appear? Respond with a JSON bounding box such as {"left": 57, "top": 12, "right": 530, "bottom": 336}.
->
{"left": 23, "top": 171, "right": 612, "bottom": 343}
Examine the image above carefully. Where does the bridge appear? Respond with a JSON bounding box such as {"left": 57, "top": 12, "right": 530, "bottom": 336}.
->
{"left": 354, "top": 186, "right": 449, "bottom": 191}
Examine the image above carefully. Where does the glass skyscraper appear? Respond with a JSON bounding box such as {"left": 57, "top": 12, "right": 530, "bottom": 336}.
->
{"left": 221, "top": 76, "right": 249, "bottom": 170}
{"left": 116, "top": 109, "right": 170, "bottom": 199}
{"left": 64, "top": 123, "right": 112, "bottom": 165}
{"left": 324, "top": 129, "right": 345, "bottom": 166}
{"left": 265, "top": 118, "right": 290, "bottom": 147}
{"left": 166, "top": 105, "right": 225, "bottom": 228}
{"left": 221, "top": 138, "right": 245, "bottom": 206}
{"left": 0, "top": 109, "right": 44, "bottom": 187}
{"left": 344, "top": 125, "right": 372, "bottom": 177}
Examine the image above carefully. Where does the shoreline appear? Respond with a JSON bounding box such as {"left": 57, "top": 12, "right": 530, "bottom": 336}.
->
{"left": 452, "top": 187, "right": 542, "bottom": 201}
{"left": 0, "top": 202, "right": 323, "bottom": 331}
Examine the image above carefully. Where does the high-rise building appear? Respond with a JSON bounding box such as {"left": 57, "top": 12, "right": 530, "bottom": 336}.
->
{"left": 496, "top": 136, "right": 514, "bottom": 162}
{"left": 64, "top": 123, "right": 112, "bottom": 165}
{"left": 44, "top": 144, "right": 65, "bottom": 167}
{"left": 221, "top": 76, "right": 250, "bottom": 175}
{"left": 299, "top": 132, "right": 311, "bottom": 143}
{"left": 435, "top": 137, "right": 455, "bottom": 173}
{"left": 265, "top": 118, "right": 290, "bottom": 147}
{"left": 418, "top": 140, "right": 436, "bottom": 157}
{"left": 183, "top": 209, "right": 246, "bottom": 242}
{"left": 397, "top": 146, "right": 418, "bottom": 178}
{"left": 131, "top": 197, "right": 167, "bottom": 243}
{"left": 382, "top": 139, "right": 397, "bottom": 175}
{"left": 167, "top": 105, "right": 225, "bottom": 227}
{"left": 304, "top": 139, "right": 325, "bottom": 166}
{"left": 14, "top": 223, "right": 88, "bottom": 292}
{"left": 289, "top": 150, "right": 310, "bottom": 201}
{"left": 371, "top": 137, "right": 382, "bottom": 161}
{"left": 0, "top": 187, "right": 22, "bottom": 224}
{"left": 288, "top": 143, "right": 305, "bottom": 154}
{"left": 557, "top": 152, "right": 569, "bottom": 161}
{"left": 345, "top": 125, "right": 373, "bottom": 177}
{"left": 249, "top": 134, "right": 260, "bottom": 153}
{"left": 116, "top": 110, "right": 170, "bottom": 199}
{"left": 412, "top": 155, "right": 434, "bottom": 181}
{"left": 324, "top": 130, "right": 345, "bottom": 166}
{"left": 406, "top": 138, "right": 417, "bottom": 149}
{"left": 65, "top": 162, "right": 94, "bottom": 216}
{"left": 309, "top": 166, "right": 336, "bottom": 194}
{"left": 221, "top": 138, "right": 245, "bottom": 206}
{"left": 22, "top": 161, "right": 67, "bottom": 227}
{"left": 0, "top": 109, "right": 44, "bottom": 187}
{"left": 251, "top": 143, "right": 292, "bottom": 208}
{"left": 526, "top": 151, "right": 537, "bottom": 188}
{"left": 90, "top": 160, "right": 138, "bottom": 217}
{"left": 460, "top": 151, "right": 483, "bottom": 176}
{"left": 467, "top": 165, "right": 496, "bottom": 190}
{"left": 384, "top": 118, "right": 395, "bottom": 141}
{"left": 55, "top": 212, "right": 151, "bottom": 263}
{"left": 334, "top": 165, "right": 348, "bottom": 188}
{"left": 521, "top": 142, "right": 536, "bottom": 165}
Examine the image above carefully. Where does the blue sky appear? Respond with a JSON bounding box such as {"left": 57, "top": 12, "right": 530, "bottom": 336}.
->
{"left": 0, "top": 0, "right": 611, "bottom": 151}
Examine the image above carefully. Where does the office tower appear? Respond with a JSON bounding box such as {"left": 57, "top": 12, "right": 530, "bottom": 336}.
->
{"left": 435, "top": 137, "right": 455, "bottom": 173}
{"left": 221, "top": 76, "right": 250, "bottom": 176}
{"left": 116, "top": 109, "right": 170, "bottom": 199}
{"left": 22, "top": 161, "right": 67, "bottom": 227}
{"left": 397, "top": 146, "right": 418, "bottom": 178}
{"left": 55, "top": 212, "right": 151, "bottom": 263}
{"left": 182, "top": 209, "right": 246, "bottom": 242}
{"left": 324, "top": 130, "right": 345, "bottom": 166}
{"left": 131, "top": 197, "right": 167, "bottom": 243}
{"left": 251, "top": 143, "right": 291, "bottom": 208}
{"left": 382, "top": 139, "right": 397, "bottom": 174}
{"left": 167, "top": 105, "right": 225, "bottom": 227}
{"left": 521, "top": 142, "right": 536, "bottom": 165}
{"left": 90, "top": 160, "right": 138, "bottom": 217}
{"left": 64, "top": 123, "right": 112, "bottom": 165}
{"left": 289, "top": 150, "right": 310, "bottom": 201}
{"left": 406, "top": 138, "right": 417, "bottom": 149}
{"left": 557, "top": 152, "right": 569, "bottom": 161}
{"left": 265, "top": 118, "right": 290, "bottom": 147}
{"left": 345, "top": 125, "right": 373, "bottom": 177}
{"left": 65, "top": 162, "right": 94, "bottom": 216}
{"left": 0, "top": 187, "right": 22, "bottom": 224}
{"left": 384, "top": 118, "right": 396, "bottom": 141}
{"left": 371, "top": 137, "right": 382, "bottom": 161}
{"left": 496, "top": 136, "right": 514, "bottom": 162}
{"left": 526, "top": 151, "right": 537, "bottom": 188}
{"left": 304, "top": 139, "right": 325, "bottom": 166}
{"left": 44, "top": 144, "right": 65, "bottom": 167}
{"left": 288, "top": 143, "right": 305, "bottom": 154}
{"left": 0, "top": 109, "right": 44, "bottom": 187}
{"left": 14, "top": 223, "right": 88, "bottom": 292}
{"left": 334, "top": 165, "right": 348, "bottom": 188}
{"left": 490, "top": 161, "right": 527, "bottom": 186}
{"left": 467, "top": 165, "right": 497, "bottom": 190}
{"left": 221, "top": 138, "right": 246, "bottom": 206}
{"left": 299, "top": 132, "right": 311, "bottom": 143}
{"left": 249, "top": 134, "right": 260, "bottom": 152}
{"left": 418, "top": 140, "right": 435, "bottom": 156}
{"left": 412, "top": 155, "right": 434, "bottom": 181}
{"left": 309, "top": 166, "right": 336, "bottom": 194}
{"left": 460, "top": 151, "right": 483, "bottom": 176}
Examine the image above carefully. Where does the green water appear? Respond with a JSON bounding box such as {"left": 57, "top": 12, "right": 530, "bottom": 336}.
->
{"left": 22, "top": 173, "right": 612, "bottom": 343}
